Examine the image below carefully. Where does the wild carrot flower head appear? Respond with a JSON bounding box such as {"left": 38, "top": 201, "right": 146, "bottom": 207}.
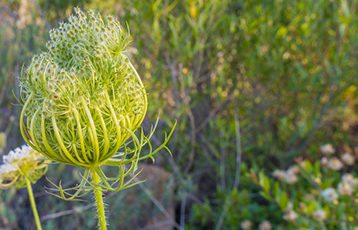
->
{"left": 0, "top": 145, "right": 50, "bottom": 189}
{"left": 19, "top": 8, "right": 175, "bottom": 199}
{"left": 20, "top": 8, "right": 147, "bottom": 167}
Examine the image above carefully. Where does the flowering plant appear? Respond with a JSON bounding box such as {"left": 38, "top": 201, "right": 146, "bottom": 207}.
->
{"left": 19, "top": 8, "right": 175, "bottom": 229}
{"left": 253, "top": 144, "right": 357, "bottom": 229}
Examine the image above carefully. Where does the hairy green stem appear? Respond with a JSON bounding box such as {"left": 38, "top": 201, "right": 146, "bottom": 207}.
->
{"left": 25, "top": 179, "right": 42, "bottom": 230}
{"left": 92, "top": 169, "right": 107, "bottom": 230}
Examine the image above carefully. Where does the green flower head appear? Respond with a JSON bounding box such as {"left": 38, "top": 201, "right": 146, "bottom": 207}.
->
{"left": 20, "top": 8, "right": 147, "bottom": 167}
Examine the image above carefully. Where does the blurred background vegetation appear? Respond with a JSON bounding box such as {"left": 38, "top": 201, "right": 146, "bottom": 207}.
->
{"left": 0, "top": 0, "right": 357, "bottom": 229}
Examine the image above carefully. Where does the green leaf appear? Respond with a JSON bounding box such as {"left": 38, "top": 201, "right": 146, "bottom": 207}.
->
{"left": 277, "top": 191, "right": 289, "bottom": 210}
{"left": 259, "top": 172, "right": 271, "bottom": 192}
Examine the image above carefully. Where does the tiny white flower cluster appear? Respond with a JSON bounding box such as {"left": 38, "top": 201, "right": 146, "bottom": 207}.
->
{"left": 338, "top": 174, "right": 357, "bottom": 196}
{"left": 327, "top": 157, "right": 343, "bottom": 171}
{"left": 3, "top": 145, "right": 33, "bottom": 164}
{"left": 0, "top": 163, "right": 17, "bottom": 175}
{"left": 0, "top": 145, "right": 49, "bottom": 189}
{"left": 321, "top": 188, "right": 338, "bottom": 202}
{"left": 282, "top": 202, "right": 298, "bottom": 222}
{"left": 319, "top": 143, "right": 355, "bottom": 171}
{"left": 312, "top": 209, "right": 326, "bottom": 221}
{"left": 341, "top": 152, "right": 355, "bottom": 165}
{"left": 272, "top": 166, "right": 299, "bottom": 184}
{"left": 283, "top": 204, "right": 298, "bottom": 222}
{"left": 319, "top": 171, "right": 357, "bottom": 204}
{"left": 283, "top": 209, "right": 298, "bottom": 222}
{"left": 320, "top": 144, "right": 335, "bottom": 155}
{"left": 259, "top": 220, "right": 272, "bottom": 230}
{"left": 0, "top": 145, "right": 34, "bottom": 175}
{"left": 241, "top": 220, "right": 252, "bottom": 230}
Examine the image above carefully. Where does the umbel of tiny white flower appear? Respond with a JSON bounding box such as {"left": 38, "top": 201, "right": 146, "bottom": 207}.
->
{"left": 0, "top": 145, "right": 49, "bottom": 230}
{"left": 321, "top": 187, "right": 338, "bottom": 202}
{"left": 312, "top": 209, "right": 326, "bottom": 222}
{"left": 0, "top": 145, "right": 50, "bottom": 189}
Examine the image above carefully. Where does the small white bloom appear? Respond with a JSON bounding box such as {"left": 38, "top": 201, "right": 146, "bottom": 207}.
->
{"left": 283, "top": 209, "right": 298, "bottom": 222}
{"left": 320, "top": 144, "right": 335, "bottom": 155}
{"left": 338, "top": 181, "right": 353, "bottom": 196}
{"left": 259, "top": 221, "right": 272, "bottom": 230}
{"left": 320, "top": 157, "right": 328, "bottom": 166}
{"left": 286, "top": 202, "right": 294, "bottom": 210}
{"left": 341, "top": 152, "right": 355, "bottom": 165}
{"left": 3, "top": 145, "right": 33, "bottom": 164}
{"left": 321, "top": 188, "right": 338, "bottom": 202}
{"left": 288, "top": 166, "right": 300, "bottom": 174}
{"left": 0, "top": 164, "right": 17, "bottom": 175}
{"left": 272, "top": 170, "right": 286, "bottom": 181}
{"left": 241, "top": 220, "right": 252, "bottom": 230}
{"left": 285, "top": 170, "right": 298, "bottom": 184}
{"left": 0, "top": 145, "right": 50, "bottom": 189}
{"left": 338, "top": 174, "right": 357, "bottom": 196}
{"left": 342, "top": 174, "right": 357, "bottom": 186}
{"left": 312, "top": 210, "right": 326, "bottom": 221}
{"left": 273, "top": 167, "right": 299, "bottom": 184}
{"left": 327, "top": 157, "right": 343, "bottom": 171}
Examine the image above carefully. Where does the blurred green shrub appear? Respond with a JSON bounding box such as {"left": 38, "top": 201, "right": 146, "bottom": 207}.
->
{"left": 191, "top": 144, "right": 357, "bottom": 229}
{"left": 253, "top": 145, "right": 357, "bottom": 229}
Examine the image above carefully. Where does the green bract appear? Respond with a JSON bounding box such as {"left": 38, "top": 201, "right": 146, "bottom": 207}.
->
{"left": 20, "top": 8, "right": 147, "bottom": 167}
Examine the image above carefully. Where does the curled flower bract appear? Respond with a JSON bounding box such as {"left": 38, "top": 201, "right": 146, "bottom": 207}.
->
{"left": 0, "top": 145, "right": 50, "bottom": 189}
{"left": 20, "top": 8, "right": 147, "bottom": 167}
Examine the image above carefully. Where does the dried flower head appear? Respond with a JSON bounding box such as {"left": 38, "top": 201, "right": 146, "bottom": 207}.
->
{"left": 0, "top": 145, "right": 50, "bottom": 189}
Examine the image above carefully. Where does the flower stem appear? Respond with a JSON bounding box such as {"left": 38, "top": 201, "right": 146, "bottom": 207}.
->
{"left": 25, "top": 179, "right": 42, "bottom": 230}
{"left": 92, "top": 169, "right": 107, "bottom": 230}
